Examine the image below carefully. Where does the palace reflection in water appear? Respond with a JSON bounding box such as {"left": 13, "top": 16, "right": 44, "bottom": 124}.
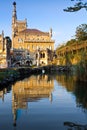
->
{"left": 0, "top": 73, "right": 87, "bottom": 130}
{"left": 12, "top": 75, "right": 54, "bottom": 126}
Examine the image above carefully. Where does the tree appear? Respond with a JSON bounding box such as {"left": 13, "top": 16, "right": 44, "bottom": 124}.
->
{"left": 75, "top": 24, "right": 87, "bottom": 41}
{"left": 64, "top": 0, "right": 87, "bottom": 12}
{"left": 66, "top": 39, "right": 76, "bottom": 45}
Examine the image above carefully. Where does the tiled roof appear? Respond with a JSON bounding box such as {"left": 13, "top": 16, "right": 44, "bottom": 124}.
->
{"left": 19, "top": 29, "right": 49, "bottom": 36}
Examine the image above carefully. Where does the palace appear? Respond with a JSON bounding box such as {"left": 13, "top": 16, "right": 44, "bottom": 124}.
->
{"left": 12, "top": 2, "right": 55, "bottom": 66}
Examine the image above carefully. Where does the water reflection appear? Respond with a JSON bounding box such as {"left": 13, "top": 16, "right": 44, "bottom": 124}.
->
{"left": 0, "top": 85, "right": 11, "bottom": 102}
{"left": 0, "top": 73, "right": 87, "bottom": 130}
{"left": 64, "top": 121, "right": 87, "bottom": 130}
{"left": 55, "top": 73, "right": 87, "bottom": 110}
{"left": 0, "top": 88, "right": 6, "bottom": 102}
{"left": 74, "top": 82, "right": 87, "bottom": 110}
{"left": 54, "top": 73, "right": 87, "bottom": 130}
{"left": 12, "top": 74, "right": 54, "bottom": 126}
{"left": 55, "top": 73, "right": 76, "bottom": 92}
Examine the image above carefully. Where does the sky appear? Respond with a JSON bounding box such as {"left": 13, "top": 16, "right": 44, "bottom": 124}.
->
{"left": 0, "top": 0, "right": 87, "bottom": 48}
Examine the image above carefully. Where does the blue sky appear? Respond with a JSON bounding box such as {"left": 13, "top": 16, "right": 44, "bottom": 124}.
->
{"left": 0, "top": 0, "right": 87, "bottom": 48}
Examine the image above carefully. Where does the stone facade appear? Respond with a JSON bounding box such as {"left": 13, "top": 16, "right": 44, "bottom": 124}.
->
{"left": 12, "top": 2, "right": 55, "bottom": 66}
{"left": 56, "top": 41, "right": 87, "bottom": 65}
{"left": 0, "top": 31, "right": 11, "bottom": 68}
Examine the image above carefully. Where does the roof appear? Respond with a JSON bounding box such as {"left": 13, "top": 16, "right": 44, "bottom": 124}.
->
{"left": 19, "top": 29, "right": 49, "bottom": 36}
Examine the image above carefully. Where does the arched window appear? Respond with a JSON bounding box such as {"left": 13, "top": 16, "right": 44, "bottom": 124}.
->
{"left": 43, "top": 53, "right": 45, "bottom": 58}
{"left": 36, "top": 53, "right": 38, "bottom": 59}
{"left": 40, "top": 53, "right": 43, "bottom": 58}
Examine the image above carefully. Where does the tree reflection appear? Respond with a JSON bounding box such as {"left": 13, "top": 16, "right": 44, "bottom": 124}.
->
{"left": 74, "top": 82, "right": 87, "bottom": 110}
{"left": 55, "top": 73, "right": 76, "bottom": 92}
{"left": 55, "top": 73, "right": 87, "bottom": 110}
{"left": 64, "top": 121, "right": 87, "bottom": 130}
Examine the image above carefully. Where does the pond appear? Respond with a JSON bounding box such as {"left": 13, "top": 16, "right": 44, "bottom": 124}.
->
{"left": 0, "top": 73, "right": 87, "bottom": 130}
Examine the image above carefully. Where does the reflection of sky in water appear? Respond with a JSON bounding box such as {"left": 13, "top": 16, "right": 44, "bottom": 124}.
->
{"left": 0, "top": 74, "right": 87, "bottom": 130}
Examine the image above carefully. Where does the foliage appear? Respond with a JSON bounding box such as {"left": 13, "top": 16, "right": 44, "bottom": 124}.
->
{"left": 56, "top": 44, "right": 65, "bottom": 50}
{"left": 75, "top": 50, "right": 87, "bottom": 81}
{"left": 64, "top": 53, "right": 72, "bottom": 66}
{"left": 75, "top": 24, "right": 87, "bottom": 41}
{"left": 74, "top": 81, "right": 87, "bottom": 109}
{"left": 0, "top": 69, "right": 19, "bottom": 81}
{"left": 66, "top": 39, "right": 76, "bottom": 45}
{"left": 64, "top": 0, "right": 87, "bottom": 12}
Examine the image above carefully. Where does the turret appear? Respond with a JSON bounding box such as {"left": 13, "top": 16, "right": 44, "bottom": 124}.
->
{"left": 1, "top": 30, "right": 4, "bottom": 51}
{"left": 12, "top": 1, "right": 17, "bottom": 24}
{"left": 12, "top": 1, "right": 17, "bottom": 36}
{"left": 12, "top": 1, "right": 17, "bottom": 49}
{"left": 49, "top": 28, "right": 52, "bottom": 37}
{"left": 25, "top": 18, "right": 28, "bottom": 28}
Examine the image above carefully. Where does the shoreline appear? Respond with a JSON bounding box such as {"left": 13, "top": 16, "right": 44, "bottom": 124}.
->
{"left": 0, "top": 65, "right": 71, "bottom": 87}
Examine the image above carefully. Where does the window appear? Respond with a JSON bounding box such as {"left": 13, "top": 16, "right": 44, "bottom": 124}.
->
{"left": 40, "top": 53, "right": 43, "bottom": 58}
{"left": 36, "top": 53, "right": 38, "bottom": 59}
{"left": 43, "top": 53, "right": 45, "bottom": 58}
